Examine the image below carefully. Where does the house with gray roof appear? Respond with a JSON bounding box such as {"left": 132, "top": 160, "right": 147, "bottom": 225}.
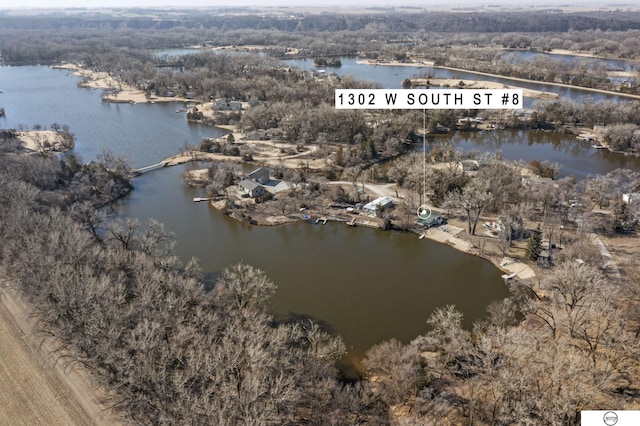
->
{"left": 248, "top": 167, "right": 270, "bottom": 185}
{"left": 239, "top": 179, "right": 266, "bottom": 198}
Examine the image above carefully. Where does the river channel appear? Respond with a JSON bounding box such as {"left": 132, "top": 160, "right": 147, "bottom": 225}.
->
{"left": 1, "top": 62, "right": 638, "bottom": 371}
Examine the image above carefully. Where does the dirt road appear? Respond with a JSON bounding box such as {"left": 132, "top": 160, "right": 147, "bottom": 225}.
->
{"left": 326, "top": 181, "right": 400, "bottom": 201}
{"left": 0, "top": 300, "right": 90, "bottom": 425}
{"left": 0, "top": 284, "right": 123, "bottom": 426}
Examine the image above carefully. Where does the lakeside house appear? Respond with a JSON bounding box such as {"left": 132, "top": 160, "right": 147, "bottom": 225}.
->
{"left": 418, "top": 213, "right": 445, "bottom": 228}
{"left": 214, "top": 98, "right": 242, "bottom": 111}
{"left": 237, "top": 167, "right": 273, "bottom": 198}
{"left": 363, "top": 196, "right": 393, "bottom": 217}
{"left": 521, "top": 175, "right": 556, "bottom": 187}
{"left": 248, "top": 167, "right": 270, "bottom": 185}
{"left": 239, "top": 179, "right": 266, "bottom": 198}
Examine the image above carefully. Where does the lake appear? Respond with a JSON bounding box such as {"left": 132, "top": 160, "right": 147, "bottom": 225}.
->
{"left": 2, "top": 63, "right": 637, "bottom": 373}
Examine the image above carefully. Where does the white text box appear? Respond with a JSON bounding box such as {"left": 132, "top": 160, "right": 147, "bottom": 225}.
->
{"left": 582, "top": 410, "right": 640, "bottom": 425}
{"left": 335, "top": 89, "right": 523, "bottom": 110}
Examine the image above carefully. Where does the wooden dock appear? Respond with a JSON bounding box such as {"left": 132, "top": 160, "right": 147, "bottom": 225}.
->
{"left": 193, "top": 197, "right": 212, "bottom": 203}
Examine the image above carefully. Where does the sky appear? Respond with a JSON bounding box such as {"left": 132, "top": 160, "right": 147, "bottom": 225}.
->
{"left": 0, "top": 0, "right": 620, "bottom": 10}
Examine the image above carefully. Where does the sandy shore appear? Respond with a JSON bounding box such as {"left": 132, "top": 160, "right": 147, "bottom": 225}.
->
{"left": 52, "top": 63, "right": 192, "bottom": 104}
{"left": 17, "top": 130, "right": 74, "bottom": 153}
{"left": 410, "top": 77, "right": 558, "bottom": 100}
{"left": 417, "top": 222, "right": 535, "bottom": 280}
{"left": 356, "top": 59, "right": 435, "bottom": 67}
{"left": 157, "top": 131, "right": 328, "bottom": 171}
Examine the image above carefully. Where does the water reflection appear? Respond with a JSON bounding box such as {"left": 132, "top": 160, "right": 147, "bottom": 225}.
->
{"left": 442, "top": 129, "right": 640, "bottom": 178}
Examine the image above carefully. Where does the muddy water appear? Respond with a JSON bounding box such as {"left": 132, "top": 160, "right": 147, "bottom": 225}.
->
{"left": 115, "top": 163, "right": 507, "bottom": 372}
{"left": 8, "top": 64, "right": 637, "bottom": 374}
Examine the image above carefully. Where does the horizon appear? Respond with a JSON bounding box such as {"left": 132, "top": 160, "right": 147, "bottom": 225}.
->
{"left": 0, "top": 0, "right": 634, "bottom": 11}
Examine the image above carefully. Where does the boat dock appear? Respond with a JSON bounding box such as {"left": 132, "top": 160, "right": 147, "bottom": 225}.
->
{"left": 193, "top": 197, "right": 212, "bottom": 202}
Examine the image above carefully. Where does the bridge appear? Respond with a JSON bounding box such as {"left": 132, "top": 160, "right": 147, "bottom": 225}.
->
{"left": 133, "top": 162, "right": 166, "bottom": 175}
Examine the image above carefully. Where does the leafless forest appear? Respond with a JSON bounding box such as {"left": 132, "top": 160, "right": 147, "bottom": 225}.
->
{"left": 2, "top": 6, "right": 640, "bottom": 424}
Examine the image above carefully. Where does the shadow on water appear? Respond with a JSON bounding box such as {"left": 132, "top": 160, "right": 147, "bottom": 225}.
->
{"left": 274, "top": 311, "right": 363, "bottom": 381}
{"left": 425, "top": 129, "right": 640, "bottom": 178}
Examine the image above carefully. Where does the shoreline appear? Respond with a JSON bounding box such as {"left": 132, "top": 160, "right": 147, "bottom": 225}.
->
{"left": 16, "top": 130, "right": 74, "bottom": 153}
{"left": 357, "top": 58, "right": 640, "bottom": 101}
{"left": 408, "top": 77, "right": 558, "bottom": 100}
{"left": 201, "top": 178, "right": 536, "bottom": 281}
{"left": 49, "top": 60, "right": 615, "bottom": 280}
{"left": 51, "top": 63, "right": 194, "bottom": 104}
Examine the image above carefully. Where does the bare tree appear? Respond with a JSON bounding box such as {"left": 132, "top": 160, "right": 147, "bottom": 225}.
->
{"left": 445, "top": 178, "right": 493, "bottom": 235}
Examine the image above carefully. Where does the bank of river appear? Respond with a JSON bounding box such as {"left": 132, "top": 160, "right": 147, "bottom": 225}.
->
{"left": 3, "top": 63, "right": 638, "bottom": 372}
{"left": 117, "top": 163, "right": 508, "bottom": 368}
{"left": 284, "top": 56, "right": 633, "bottom": 107}
{"left": 1, "top": 65, "right": 510, "bottom": 370}
{"left": 438, "top": 129, "right": 640, "bottom": 179}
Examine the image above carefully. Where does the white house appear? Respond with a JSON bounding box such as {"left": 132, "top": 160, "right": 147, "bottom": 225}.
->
{"left": 363, "top": 196, "right": 393, "bottom": 217}
{"left": 239, "top": 179, "right": 266, "bottom": 198}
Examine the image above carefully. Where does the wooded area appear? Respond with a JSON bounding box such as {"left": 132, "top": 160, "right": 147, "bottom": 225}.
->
{"left": 2, "top": 6, "right": 640, "bottom": 424}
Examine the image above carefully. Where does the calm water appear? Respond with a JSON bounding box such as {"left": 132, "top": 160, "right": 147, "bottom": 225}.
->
{"left": 0, "top": 66, "right": 223, "bottom": 167}
{"left": 283, "top": 57, "right": 630, "bottom": 108}
{"left": 117, "top": 164, "right": 506, "bottom": 363}
{"left": 3, "top": 64, "right": 637, "bottom": 368}
{"left": 442, "top": 129, "right": 640, "bottom": 178}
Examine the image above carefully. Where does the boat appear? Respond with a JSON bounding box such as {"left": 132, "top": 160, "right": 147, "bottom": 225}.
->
{"left": 419, "top": 233, "right": 426, "bottom": 239}
{"left": 592, "top": 144, "right": 606, "bottom": 149}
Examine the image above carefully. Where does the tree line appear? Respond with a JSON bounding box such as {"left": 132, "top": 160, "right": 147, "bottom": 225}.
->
{"left": 0, "top": 146, "right": 388, "bottom": 424}
{"left": 2, "top": 147, "right": 640, "bottom": 424}
{"left": 4, "top": 9, "right": 640, "bottom": 66}
{"left": 3, "top": 9, "right": 640, "bottom": 34}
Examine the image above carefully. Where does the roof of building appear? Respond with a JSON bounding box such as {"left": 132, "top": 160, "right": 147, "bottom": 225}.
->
{"left": 418, "top": 213, "right": 441, "bottom": 225}
{"left": 248, "top": 167, "right": 269, "bottom": 180}
{"left": 239, "top": 179, "right": 262, "bottom": 191}
{"left": 363, "top": 196, "right": 393, "bottom": 210}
